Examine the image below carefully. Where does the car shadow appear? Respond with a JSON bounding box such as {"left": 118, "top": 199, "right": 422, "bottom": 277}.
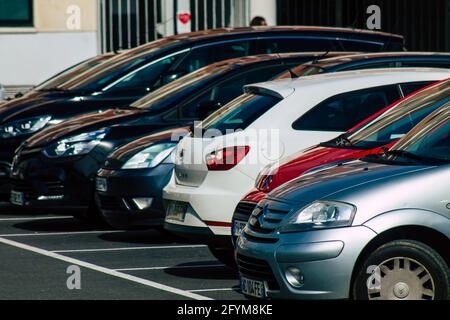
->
{"left": 98, "top": 229, "right": 194, "bottom": 245}
{"left": 164, "top": 261, "right": 239, "bottom": 280}
{"left": 12, "top": 217, "right": 103, "bottom": 233}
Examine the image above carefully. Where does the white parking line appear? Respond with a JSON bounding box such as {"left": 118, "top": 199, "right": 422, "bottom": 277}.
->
{"left": 0, "top": 216, "right": 72, "bottom": 221}
{"left": 0, "top": 236, "right": 212, "bottom": 300}
{"left": 189, "top": 288, "right": 236, "bottom": 293}
{"left": 53, "top": 244, "right": 207, "bottom": 253}
{"left": 115, "top": 263, "right": 225, "bottom": 271}
{"left": 0, "top": 230, "right": 123, "bottom": 237}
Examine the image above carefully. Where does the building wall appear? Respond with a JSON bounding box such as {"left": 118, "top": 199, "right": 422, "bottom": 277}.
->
{"left": 0, "top": 0, "right": 99, "bottom": 87}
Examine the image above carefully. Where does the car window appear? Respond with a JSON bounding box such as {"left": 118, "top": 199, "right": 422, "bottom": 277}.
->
{"left": 102, "top": 52, "right": 185, "bottom": 95}
{"left": 400, "top": 81, "right": 434, "bottom": 96}
{"left": 263, "top": 38, "right": 336, "bottom": 54}
{"left": 198, "top": 93, "right": 282, "bottom": 135}
{"left": 174, "top": 41, "right": 252, "bottom": 74}
{"left": 340, "top": 61, "right": 398, "bottom": 71}
{"left": 400, "top": 60, "right": 450, "bottom": 69}
{"left": 338, "top": 40, "right": 385, "bottom": 52}
{"left": 348, "top": 81, "right": 450, "bottom": 149}
{"left": 293, "top": 85, "right": 401, "bottom": 132}
{"left": 393, "top": 104, "right": 450, "bottom": 162}
{"left": 174, "top": 65, "right": 290, "bottom": 120}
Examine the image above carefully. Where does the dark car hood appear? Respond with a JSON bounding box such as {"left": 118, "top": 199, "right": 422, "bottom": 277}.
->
{"left": 104, "top": 126, "right": 190, "bottom": 169}
{"left": 268, "top": 160, "right": 430, "bottom": 205}
{"left": 25, "top": 108, "right": 143, "bottom": 148}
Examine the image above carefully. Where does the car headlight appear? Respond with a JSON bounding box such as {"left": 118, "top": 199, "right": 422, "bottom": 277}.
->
{"left": 122, "top": 143, "right": 177, "bottom": 169}
{"left": 279, "top": 201, "right": 356, "bottom": 233}
{"left": 0, "top": 116, "right": 52, "bottom": 139}
{"left": 44, "top": 128, "right": 109, "bottom": 158}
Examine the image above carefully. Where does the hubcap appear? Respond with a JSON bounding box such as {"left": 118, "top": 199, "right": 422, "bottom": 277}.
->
{"left": 367, "top": 257, "right": 435, "bottom": 300}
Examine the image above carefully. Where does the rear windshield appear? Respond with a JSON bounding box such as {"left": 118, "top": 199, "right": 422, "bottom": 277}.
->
{"left": 198, "top": 93, "right": 281, "bottom": 135}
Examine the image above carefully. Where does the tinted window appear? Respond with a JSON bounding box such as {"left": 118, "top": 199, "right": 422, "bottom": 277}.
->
{"left": 400, "top": 81, "right": 434, "bottom": 96}
{"left": 102, "top": 52, "right": 185, "bottom": 95}
{"left": 264, "top": 38, "right": 336, "bottom": 54}
{"left": 400, "top": 60, "right": 450, "bottom": 69}
{"left": 174, "top": 41, "right": 251, "bottom": 74}
{"left": 392, "top": 105, "right": 450, "bottom": 163}
{"left": 341, "top": 62, "right": 398, "bottom": 71}
{"left": 293, "top": 85, "right": 401, "bottom": 132}
{"left": 177, "top": 65, "right": 290, "bottom": 120}
{"left": 339, "top": 40, "right": 384, "bottom": 52}
{"left": 0, "top": 0, "right": 32, "bottom": 27}
{"left": 348, "top": 80, "right": 450, "bottom": 149}
{"left": 199, "top": 94, "right": 282, "bottom": 134}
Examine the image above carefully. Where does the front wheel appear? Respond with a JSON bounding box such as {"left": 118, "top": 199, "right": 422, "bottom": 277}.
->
{"left": 353, "top": 240, "right": 449, "bottom": 300}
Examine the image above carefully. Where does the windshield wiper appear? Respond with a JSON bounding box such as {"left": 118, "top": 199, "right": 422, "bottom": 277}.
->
{"left": 384, "top": 149, "right": 432, "bottom": 164}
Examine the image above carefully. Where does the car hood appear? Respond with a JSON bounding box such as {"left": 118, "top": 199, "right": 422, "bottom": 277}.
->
{"left": 104, "top": 126, "right": 190, "bottom": 168}
{"left": 25, "top": 108, "right": 142, "bottom": 148}
{"left": 268, "top": 160, "right": 431, "bottom": 205}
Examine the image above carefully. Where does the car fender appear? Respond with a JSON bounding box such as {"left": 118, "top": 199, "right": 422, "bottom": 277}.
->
{"left": 362, "top": 208, "right": 450, "bottom": 239}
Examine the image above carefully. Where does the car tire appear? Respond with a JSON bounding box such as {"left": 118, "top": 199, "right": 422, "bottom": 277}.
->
{"left": 353, "top": 240, "right": 449, "bottom": 300}
{"left": 208, "top": 244, "right": 237, "bottom": 270}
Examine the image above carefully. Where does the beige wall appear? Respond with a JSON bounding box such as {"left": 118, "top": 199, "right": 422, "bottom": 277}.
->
{"left": 34, "top": 0, "right": 97, "bottom": 32}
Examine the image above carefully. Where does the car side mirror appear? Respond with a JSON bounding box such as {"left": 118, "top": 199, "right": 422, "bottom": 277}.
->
{"left": 197, "top": 100, "right": 222, "bottom": 119}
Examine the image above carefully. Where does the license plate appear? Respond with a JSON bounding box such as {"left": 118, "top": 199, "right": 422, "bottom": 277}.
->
{"left": 166, "top": 201, "right": 188, "bottom": 222}
{"left": 240, "top": 277, "right": 267, "bottom": 299}
{"left": 10, "top": 191, "right": 24, "bottom": 206}
{"left": 96, "top": 177, "right": 108, "bottom": 192}
{"left": 233, "top": 220, "right": 247, "bottom": 237}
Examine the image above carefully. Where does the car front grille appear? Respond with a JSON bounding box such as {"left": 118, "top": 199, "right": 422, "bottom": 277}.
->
{"left": 236, "top": 253, "right": 279, "bottom": 290}
{"left": 10, "top": 179, "right": 64, "bottom": 199}
{"left": 243, "top": 200, "right": 292, "bottom": 244}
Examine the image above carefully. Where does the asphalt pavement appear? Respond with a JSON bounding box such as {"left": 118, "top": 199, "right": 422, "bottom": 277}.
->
{"left": 0, "top": 203, "right": 243, "bottom": 300}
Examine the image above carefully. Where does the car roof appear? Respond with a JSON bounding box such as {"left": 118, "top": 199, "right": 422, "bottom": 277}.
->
{"left": 246, "top": 68, "right": 450, "bottom": 98}
{"left": 309, "top": 52, "right": 450, "bottom": 69}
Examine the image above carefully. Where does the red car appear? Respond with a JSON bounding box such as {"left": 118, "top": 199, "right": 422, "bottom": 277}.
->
{"left": 232, "top": 78, "right": 450, "bottom": 239}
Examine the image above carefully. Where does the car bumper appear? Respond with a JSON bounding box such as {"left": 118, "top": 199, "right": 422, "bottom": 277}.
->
{"left": 236, "top": 226, "right": 377, "bottom": 300}
{"left": 163, "top": 169, "right": 255, "bottom": 238}
{"left": 95, "top": 164, "right": 174, "bottom": 229}
{"left": 9, "top": 150, "right": 103, "bottom": 210}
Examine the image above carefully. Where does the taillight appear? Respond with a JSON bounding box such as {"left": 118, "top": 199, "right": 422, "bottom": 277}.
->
{"left": 206, "top": 146, "right": 250, "bottom": 171}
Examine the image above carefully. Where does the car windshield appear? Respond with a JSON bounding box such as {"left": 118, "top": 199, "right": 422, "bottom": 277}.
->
{"left": 322, "top": 80, "right": 450, "bottom": 150}
{"left": 385, "top": 103, "right": 450, "bottom": 164}
{"left": 130, "top": 64, "right": 232, "bottom": 110}
{"left": 34, "top": 53, "right": 115, "bottom": 91}
{"left": 197, "top": 93, "right": 282, "bottom": 135}
{"left": 51, "top": 38, "right": 181, "bottom": 93}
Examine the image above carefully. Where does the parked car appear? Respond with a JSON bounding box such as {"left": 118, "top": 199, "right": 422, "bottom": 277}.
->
{"left": 0, "top": 83, "right": 5, "bottom": 101}
{"left": 232, "top": 79, "right": 450, "bottom": 244}
{"left": 277, "top": 52, "right": 450, "bottom": 79}
{"left": 0, "top": 26, "right": 404, "bottom": 201}
{"left": 8, "top": 52, "right": 327, "bottom": 222}
{"left": 236, "top": 103, "right": 450, "bottom": 300}
{"left": 162, "top": 68, "right": 450, "bottom": 266}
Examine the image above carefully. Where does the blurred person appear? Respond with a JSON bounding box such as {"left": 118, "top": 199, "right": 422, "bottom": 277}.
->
{"left": 250, "top": 16, "right": 268, "bottom": 26}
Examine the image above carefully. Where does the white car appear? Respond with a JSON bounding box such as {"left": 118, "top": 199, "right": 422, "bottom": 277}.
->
{"left": 163, "top": 68, "right": 450, "bottom": 265}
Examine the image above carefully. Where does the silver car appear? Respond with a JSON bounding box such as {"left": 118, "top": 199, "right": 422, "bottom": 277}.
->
{"left": 236, "top": 102, "right": 450, "bottom": 300}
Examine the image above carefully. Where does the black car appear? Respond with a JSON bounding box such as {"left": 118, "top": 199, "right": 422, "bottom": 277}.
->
{"left": 93, "top": 53, "right": 450, "bottom": 231}
{"left": 9, "top": 52, "right": 339, "bottom": 221}
{"left": 0, "top": 26, "right": 405, "bottom": 201}
{"left": 277, "top": 52, "right": 450, "bottom": 79}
